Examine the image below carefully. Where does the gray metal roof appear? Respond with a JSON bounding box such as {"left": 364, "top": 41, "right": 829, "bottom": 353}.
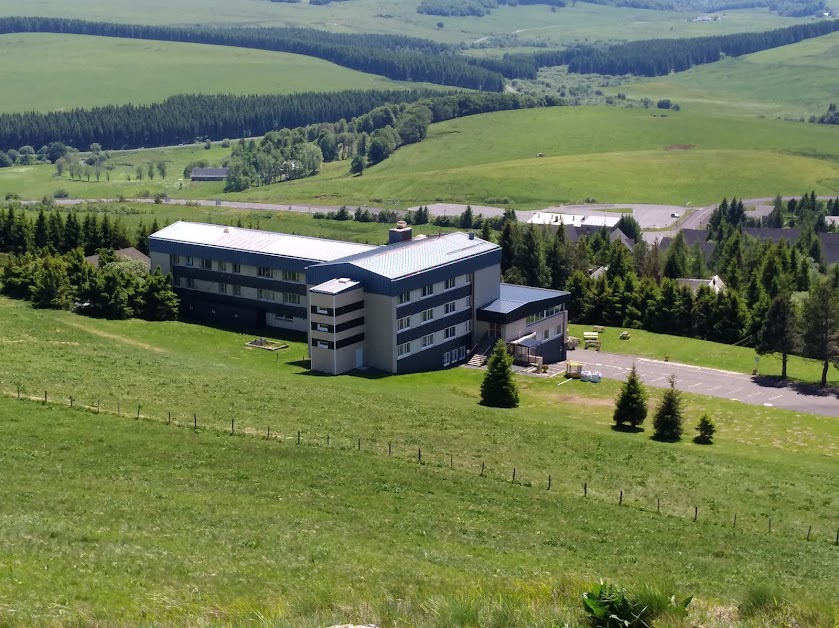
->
{"left": 319, "top": 232, "right": 498, "bottom": 280}
{"left": 479, "top": 283, "right": 570, "bottom": 315}
{"left": 150, "top": 221, "right": 377, "bottom": 262}
{"left": 311, "top": 278, "right": 361, "bottom": 295}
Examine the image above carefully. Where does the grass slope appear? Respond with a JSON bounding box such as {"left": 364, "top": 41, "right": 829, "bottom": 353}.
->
{"left": 0, "top": 33, "right": 418, "bottom": 114}
{"left": 0, "top": 0, "right": 811, "bottom": 46}
{"left": 4, "top": 107, "right": 839, "bottom": 206}
{"left": 624, "top": 31, "right": 839, "bottom": 118}
{"left": 1, "top": 296, "right": 839, "bottom": 623}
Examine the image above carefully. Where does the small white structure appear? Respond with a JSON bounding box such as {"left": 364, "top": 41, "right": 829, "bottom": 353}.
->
{"left": 528, "top": 212, "right": 621, "bottom": 229}
{"left": 676, "top": 274, "right": 726, "bottom": 294}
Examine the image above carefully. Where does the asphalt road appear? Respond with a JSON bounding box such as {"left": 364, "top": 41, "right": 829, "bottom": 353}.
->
{"left": 573, "top": 351, "right": 839, "bottom": 418}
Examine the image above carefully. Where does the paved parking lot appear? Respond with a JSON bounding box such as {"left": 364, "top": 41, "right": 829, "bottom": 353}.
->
{"left": 575, "top": 351, "right": 839, "bottom": 418}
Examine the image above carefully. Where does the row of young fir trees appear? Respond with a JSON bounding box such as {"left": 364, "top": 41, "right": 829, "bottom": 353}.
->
{"left": 614, "top": 366, "right": 716, "bottom": 444}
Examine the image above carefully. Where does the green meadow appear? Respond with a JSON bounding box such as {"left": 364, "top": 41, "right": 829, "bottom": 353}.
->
{"left": 0, "top": 33, "right": 419, "bottom": 114}
{"left": 1, "top": 295, "right": 839, "bottom": 624}
{"left": 0, "top": 0, "right": 810, "bottom": 46}
{"left": 4, "top": 107, "right": 839, "bottom": 207}
{"left": 624, "top": 30, "right": 839, "bottom": 118}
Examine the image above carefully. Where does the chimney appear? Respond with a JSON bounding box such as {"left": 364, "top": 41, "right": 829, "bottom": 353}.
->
{"left": 468, "top": 232, "right": 475, "bottom": 240}
{"left": 388, "top": 220, "right": 413, "bottom": 245}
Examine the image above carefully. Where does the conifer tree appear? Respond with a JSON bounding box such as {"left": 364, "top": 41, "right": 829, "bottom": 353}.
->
{"left": 142, "top": 267, "right": 179, "bottom": 321}
{"left": 756, "top": 292, "right": 800, "bottom": 379}
{"left": 652, "top": 375, "right": 683, "bottom": 442}
{"left": 694, "top": 413, "right": 716, "bottom": 445}
{"left": 480, "top": 340, "right": 518, "bottom": 408}
{"left": 30, "top": 256, "right": 72, "bottom": 309}
{"left": 612, "top": 364, "right": 648, "bottom": 429}
{"left": 801, "top": 278, "right": 839, "bottom": 386}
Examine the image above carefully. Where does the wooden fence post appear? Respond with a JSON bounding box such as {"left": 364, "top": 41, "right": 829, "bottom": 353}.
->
{"left": 450, "top": 454, "right": 453, "bottom": 469}
{"left": 298, "top": 431, "right": 301, "bottom": 446}
{"left": 231, "top": 418, "right": 234, "bottom": 435}
{"left": 44, "top": 390, "right": 47, "bottom": 405}
{"left": 418, "top": 448, "right": 421, "bottom": 464}
{"left": 807, "top": 525, "right": 812, "bottom": 541}
{"left": 512, "top": 468, "right": 516, "bottom": 483}
{"left": 17, "top": 384, "right": 20, "bottom": 400}
{"left": 584, "top": 482, "right": 587, "bottom": 497}
{"left": 267, "top": 427, "right": 271, "bottom": 440}
{"left": 388, "top": 442, "right": 391, "bottom": 456}
{"left": 69, "top": 397, "right": 73, "bottom": 408}
{"left": 619, "top": 490, "right": 623, "bottom": 506}
{"left": 326, "top": 434, "right": 329, "bottom": 447}
{"left": 137, "top": 405, "right": 141, "bottom": 419}
{"left": 657, "top": 498, "right": 660, "bottom": 513}
{"left": 733, "top": 513, "right": 737, "bottom": 528}
{"left": 769, "top": 518, "right": 772, "bottom": 534}
{"left": 168, "top": 411, "right": 171, "bottom": 425}
{"left": 694, "top": 506, "right": 698, "bottom": 522}
{"left": 480, "top": 462, "right": 485, "bottom": 477}
{"left": 97, "top": 400, "right": 100, "bottom": 414}
{"left": 117, "top": 401, "right": 120, "bottom": 416}
{"left": 548, "top": 475, "right": 552, "bottom": 490}
{"left": 193, "top": 413, "right": 197, "bottom": 429}
{"left": 357, "top": 437, "right": 360, "bottom": 451}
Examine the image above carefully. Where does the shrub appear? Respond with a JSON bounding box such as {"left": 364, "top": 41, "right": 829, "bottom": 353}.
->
{"left": 583, "top": 581, "right": 691, "bottom": 627}
{"left": 53, "top": 189, "right": 69, "bottom": 199}
{"left": 738, "top": 583, "right": 782, "bottom": 619}
{"left": 221, "top": 138, "right": 231, "bottom": 148}
{"left": 204, "top": 139, "right": 212, "bottom": 150}
{"left": 694, "top": 413, "right": 716, "bottom": 444}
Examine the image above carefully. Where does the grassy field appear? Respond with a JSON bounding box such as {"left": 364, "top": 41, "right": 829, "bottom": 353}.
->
{"left": 1, "top": 295, "right": 839, "bottom": 624}
{"left": 569, "top": 324, "right": 839, "bottom": 386}
{"left": 0, "top": 0, "right": 812, "bottom": 46}
{"left": 0, "top": 33, "right": 422, "bottom": 114}
{"left": 4, "top": 107, "right": 839, "bottom": 207}
{"left": 624, "top": 31, "right": 839, "bottom": 118}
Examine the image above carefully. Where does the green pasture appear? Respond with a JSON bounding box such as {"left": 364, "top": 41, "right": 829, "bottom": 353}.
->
{"left": 4, "top": 107, "right": 839, "bottom": 207}
{"left": 568, "top": 324, "right": 839, "bottom": 386}
{"left": 1, "top": 295, "right": 839, "bottom": 623}
{"left": 0, "top": 0, "right": 810, "bottom": 46}
{"left": 624, "top": 30, "right": 839, "bottom": 118}
{"left": 0, "top": 33, "right": 418, "bottom": 114}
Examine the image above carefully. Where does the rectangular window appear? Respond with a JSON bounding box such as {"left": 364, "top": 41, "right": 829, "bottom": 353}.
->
{"left": 282, "top": 270, "right": 301, "bottom": 282}
{"left": 466, "top": 296, "right": 472, "bottom": 308}
{"left": 233, "top": 284, "right": 241, "bottom": 296}
{"left": 459, "top": 346, "right": 466, "bottom": 360}
{"left": 169, "top": 254, "right": 179, "bottom": 266}
{"left": 317, "top": 323, "right": 329, "bottom": 332}
{"left": 185, "top": 256, "right": 194, "bottom": 267}
{"left": 276, "top": 313, "right": 293, "bottom": 322}
{"left": 465, "top": 273, "right": 473, "bottom": 284}
{"left": 444, "top": 278, "right": 455, "bottom": 290}
{"left": 218, "top": 260, "right": 227, "bottom": 272}
{"left": 444, "top": 301, "right": 456, "bottom": 315}
{"left": 201, "top": 258, "right": 212, "bottom": 270}
{"left": 399, "top": 292, "right": 411, "bottom": 305}
{"left": 397, "top": 316, "right": 411, "bottom": 331}
{"left": 316, "top": 306, "right": 329, "bottom": 315}
{"left": 232, "top": 263, "right": 241, "bottom": 274}
{"left": 257, "top": 266, "right": 273, "bottom": 278}
{"left": 397, "top": 342, "right": 411, "bottom": 357}
{"left": 218, "top": 282, "right": 227, "bottom": 294}
{"left": 186, "top": 277, "right": 195, "bottom": 289}
{"left": 422, "top": 284, "right": 434, "bottom": 297}
{"left": 421, "top": 309, "right": 434, "bottom": 323}
{"left": 443, "top": 351, "right": 451, "bottom": 367}
{"left": 556, "top": 324, "right": 563, "bottom": 336}
{"left": 257, "top": 289, "right": 274, "bottom": 301}
{"left": 544, "top": 329, "right": 550, "bottom": 340}
{"left": 465, "top": 320, "right": 472, "bottom": 333}
{"left": 444, "top": 326, "right": 456, "bottom": 340}
{"left": 283, "top": 293, "right": 301, "bottom": 305}
{"left": 317, "top": 340, "right": 329, "bottom": 349}
{"left": 421, "top": 333, "right": 434, "bottom": 348}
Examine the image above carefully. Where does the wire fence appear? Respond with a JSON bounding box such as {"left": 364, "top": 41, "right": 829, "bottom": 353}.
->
{"left": 3, "top": 383, "right": 839, "bottom": 549}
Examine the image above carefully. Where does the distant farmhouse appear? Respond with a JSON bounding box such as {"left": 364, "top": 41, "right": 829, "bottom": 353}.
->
{"left": 190, "top": 167, "right": 229, "bottom": 182}
{"left": 676, "top": 275, "right": 726, "bottom": 294}
{"left": 149, "top": 222, "right": 571, "bottom": 375}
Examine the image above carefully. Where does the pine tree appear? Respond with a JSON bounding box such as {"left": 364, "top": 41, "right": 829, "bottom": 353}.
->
{"left": 612, "top": 364, "right": 648, "bottom": 429}
{"left": 756, "top": 292, "right": 800, "bottom": 379}
{"left": 30, "top": 256, "right": 72, "bottom": 310}
{"left": 801, "top": 278, "right": 839, "bottom": 386}
{"left": 33, "top": 208, "right": 49, "bottom": 250}
{"left": 652, "top": 375, "right": 683, "bottom": 442}
{"left": 694, "top": 413, "right": 716, "bottom": 445}
{"left": 460, "top": 205, "right": 473, "bottom": 229}
{"left": 480, "top": 340, "right": 518, "bottom": 408}
{"left": 480, "top": 220, "right": 492, "bottom": 242}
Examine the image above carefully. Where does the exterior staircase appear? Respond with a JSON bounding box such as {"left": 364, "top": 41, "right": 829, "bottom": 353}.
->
{"left": 466, "top": 336, "right": 495, "bottom": 368}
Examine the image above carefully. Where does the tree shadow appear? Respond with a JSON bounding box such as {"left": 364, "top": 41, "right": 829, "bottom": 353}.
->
{"left": 611, "top": 424, "right": 645, "bottom": 434}
{"left": 693, "top": 436, "right": 713, "bottom": 445}
{"left": 752, "top": 374, "right": 839, "bottom": 399}
{"left": 650, "top": 434, "right": 681, "bottom": 443}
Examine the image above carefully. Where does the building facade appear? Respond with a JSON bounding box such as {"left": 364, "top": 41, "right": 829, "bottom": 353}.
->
{"left": 149, "top": 221, "right": 571, "bottom": 375}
